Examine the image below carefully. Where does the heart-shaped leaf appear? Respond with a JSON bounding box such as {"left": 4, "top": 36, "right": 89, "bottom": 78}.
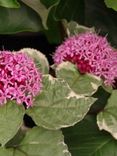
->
{"left": 0, "top": 101, "right": 24, "bottom": 146}
{"left": 27, "top": 74, "right": 96, "bottom": 130}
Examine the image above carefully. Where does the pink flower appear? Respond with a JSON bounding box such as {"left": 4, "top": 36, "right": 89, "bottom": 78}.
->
{"left": 53, "top": 32, "right": 117, "bottom": 86}
{"left": 0, "top": 51, "right": 42, "bottom": 107}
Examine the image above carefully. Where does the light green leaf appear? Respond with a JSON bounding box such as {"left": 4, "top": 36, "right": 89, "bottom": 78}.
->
{"left": 0, "top": 3, "right": 42, "bottom": 34}
{"left": 56, "top": 62, "right": 101, "bottom": 96}
{"left": 102, "top": 82, "right": 113, "bottom": 94}
{"left": 0, "top": 101, "right": 24, "bottom": 146}
{"left": 104, "top": 0, "right": 117, "bottom": 11}
{"left": 0, "top": 0, "right": 20, "bottom": 8}
{"left": 63, "top": 115, "right": 117, "bottom": 156}
{"left": 20, "top": 48, "right": 49, "bottom": 74}
{"left": 0, "top": 148, "right": 12, "bottom": 156}
{"left": 5, "top": 128, "right": 26, "bottom": 148}
{"left": 21, "top": 0, "right": 59, "bottom": 29}
{"left": 0, "top": 127, "right": 71, "bottom": 156}
{"left": 27, "top": 74, "right": 96, "bottom": 130}
{"left": 62, "top": 20, "right": 95, "bottom": 37}
{"left": 97, "top": 90, "right": 117, "bottom": 139}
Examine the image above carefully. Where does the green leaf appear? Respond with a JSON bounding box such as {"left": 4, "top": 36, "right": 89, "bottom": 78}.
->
{"left": 20, "top": 48, "right": 49, "bottom": 74}
{"left": 5, "top": 128, "right": 26, "bottom": 148}
{"left": 44, "top": 7, "right": 63, "bottom": 44}
{"left": 90, "top": 87, "right": 110, "bottom": 114}
{"left": 62, "top": 20, "right": 95, "bottom": 37}
{"left": 41, "top": 0, "right": 59, "bottom": 8}
{"left": 63, "top": 115, "right": 117, "bottom": 156}
{"left": 21, "top": 0, "right": 59, "bottom": 29}
{"left": 27, "top": 74, "right": 96, "bottom": 130}
{"left": 45, "top": 0, "right": 85, "bottom": 43}
{"left": 0, "top": 101, "right": 24, "bottom": 146}
{"left": 0, "top": 148, "right": 12, "bottom": 156}
{"left": 0, "top": 0, "right": 20, "bottom": 8}
{"left": 56, "top": 62, "right": 101, "bottom": 96}
{"left": 97, "top": 90, "right": 117, "bottom": 139}
{"left": 104, "top": 0, "right": 117, "bottom": 11}
{"left": 0, "top": 3, "right": 42, "bottom": 34}
{"left": 0, "top": 127, "right": 71, "bottom": 156}
{"left": 21, "top": 0, "right": 50, "bottom": 29}
{"left": 55, "top": 0, "right": 85, "bottom": 24}
{"left": 85, "top": 0, "right": 117, "bottom": 46}
{"left": 40, "top": 0, "right": 61, "bottom": 43}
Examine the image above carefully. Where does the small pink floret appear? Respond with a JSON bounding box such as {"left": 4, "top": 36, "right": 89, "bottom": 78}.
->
{"left": 53, "top": 32, "right": 117, "bottom": 86}
{"left": 0, "top": 51, "right": 42, "bottom": 107}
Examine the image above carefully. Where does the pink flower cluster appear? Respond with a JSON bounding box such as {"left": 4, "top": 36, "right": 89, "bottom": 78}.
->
{"left": 0, "top": 51, "right": 42, "bottom": 107}
{"left": 53, "top": 32, "right": 117, "bottom": 86}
